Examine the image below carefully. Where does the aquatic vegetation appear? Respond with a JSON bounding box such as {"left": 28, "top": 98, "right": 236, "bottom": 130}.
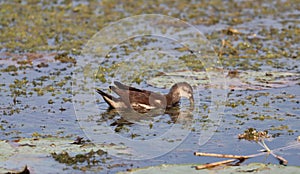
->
{"left": 0, "top": 0, "right": 299, "bottom": 173}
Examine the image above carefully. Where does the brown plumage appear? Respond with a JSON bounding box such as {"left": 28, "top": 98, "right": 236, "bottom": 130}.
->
{"left": 96, "top": 81, "right": 194, "bottom": 111}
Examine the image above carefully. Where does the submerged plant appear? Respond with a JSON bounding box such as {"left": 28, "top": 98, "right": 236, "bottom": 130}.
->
{"left": 194, "top": 128, "right": 293, "bottom": 170}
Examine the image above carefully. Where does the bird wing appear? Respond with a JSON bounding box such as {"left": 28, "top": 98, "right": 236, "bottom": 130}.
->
{"left": 110, "top": 83, "right": 166, "bottom": 108}
{"left": 128, "top": 90, "right": 167, "bottom": 108}
{"left": 114, "top": 81, "right": 145, "bottom": 92}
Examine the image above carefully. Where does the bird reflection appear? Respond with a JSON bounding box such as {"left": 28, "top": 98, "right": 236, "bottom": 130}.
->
{"left": 98, "top": 105, "right": 194, "bottom": 132}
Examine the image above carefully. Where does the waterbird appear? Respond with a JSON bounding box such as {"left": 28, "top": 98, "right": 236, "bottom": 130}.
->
{"left": 96, "top": 81, "right": 194, "bottom": 112}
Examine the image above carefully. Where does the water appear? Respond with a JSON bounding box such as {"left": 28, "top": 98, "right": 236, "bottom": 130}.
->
{"left": 0, "top": 0, "right": 299, "bottom": 173}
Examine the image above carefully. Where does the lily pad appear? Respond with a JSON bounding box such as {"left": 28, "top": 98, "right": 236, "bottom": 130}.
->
{"left": 119, "top": 163, "right": 300, "bottom": 174}
{"left": 0, "top": 137, "right": 129, "bottom": 173}
{"left": 0, "top": 137, "right": 130, "bottom": 160}
{"left": 0, "top": 140, "right": 15, "bottom": 162}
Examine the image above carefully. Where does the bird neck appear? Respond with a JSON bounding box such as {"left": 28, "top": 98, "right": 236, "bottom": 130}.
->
{"left": 166, "top": 92, "right": 181, "bottom": 107}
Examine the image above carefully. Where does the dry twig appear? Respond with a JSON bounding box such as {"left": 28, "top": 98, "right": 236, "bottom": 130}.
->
{"left": 194, "top": 152, "right": 249, "bottom": 159}
{"left": 194, "top": 152, "right": 265, "bottom": 170}
{"left": 194, "top": 129, "right": 292, "bottom": 170}
{"left": 195, "top": 159, "right": 237, "bottom": 170}
{"left": 270, "top": 151, "right": 288, "bottom": 166}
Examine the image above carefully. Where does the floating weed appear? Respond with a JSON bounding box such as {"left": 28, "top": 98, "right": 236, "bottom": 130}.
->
{"left": 233, "top": 113, "right": 249, "bottom": 118}
{"left": 37, "top": 62, "right": 49, "bottom": 68}
{"left": 253, "top": 115, "right": 275, "bottom": 121}
{"left": 32, "top": 132, "right": 41, "bottom": 138}
{"left": 45, "top": 85, "right": 55, "bottom": 92}
{"left": 238, "top": 128, "right": 270, "bottom": 142}
{"left": 269, "top": 125, "right": 289, "bottom": 131}
{"left": 1, "top": 65, "right": 18, "bottom": 72}
{"left": 56, "top": 80, "right": 67, "bottom": 88}
{"left": 0, "top": 0, "right": 299, "bottom": 172}
{"left": 48, "top": 99, "right": 54, "bottom": 104}
{"left": 62, "top": 98, "right": 72, "bottom": 103}
{"left": 33, "top": 87, "right": 44, "bottom": 96}
{"left": 54, "top": 53, "right": 76, "bottom": 64}
{"left": 52, "top": 149, "right": 107, "bottom": 168}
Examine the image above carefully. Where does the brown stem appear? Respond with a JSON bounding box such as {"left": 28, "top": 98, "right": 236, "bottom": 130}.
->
{"left": 195, "top": 159, "right": 237, "bottom": 170}
{"left": 270, "top": 151, "right": 288, "bottom": 165}
{"left": 194, "top": 152, "right": 267, "bottom": 170}
{"left": 194, "top": 152, "right": 261, "bottom": 159}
